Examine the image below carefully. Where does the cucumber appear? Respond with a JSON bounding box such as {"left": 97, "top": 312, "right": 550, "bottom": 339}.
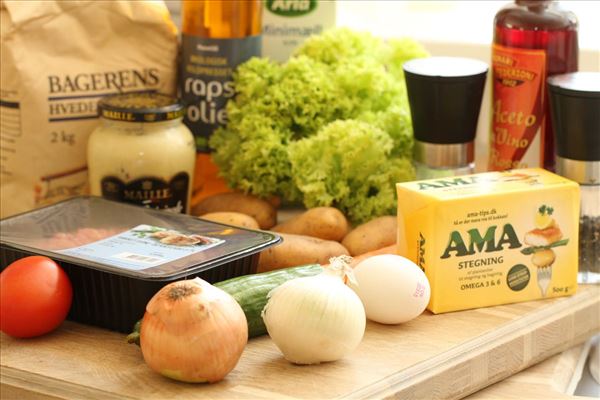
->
{"left": 216, "top": 264, "right": 323, "bottom": 338}
{"left": 126, "top": 264, "right": 323, "bottom": 344}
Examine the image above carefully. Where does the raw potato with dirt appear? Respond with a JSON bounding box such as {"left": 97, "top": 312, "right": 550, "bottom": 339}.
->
{"left": 272, "top": 207, "right": 350, "bottom": 241}
{"left": 192, "top": 192, "right": 277, "bottom": 230}
{"left": 199, "top": 212, "right": 260, "bottom": 230}
{"left": 342, "top": 216, "right": 398, "bottom": 256}
{"left": 257, "top": 233, "right": 349, "bottom": 273}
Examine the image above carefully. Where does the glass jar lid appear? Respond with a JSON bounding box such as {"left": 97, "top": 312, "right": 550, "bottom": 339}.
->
{"left": 98, "top": 92, "right": 184, "bottom": 123}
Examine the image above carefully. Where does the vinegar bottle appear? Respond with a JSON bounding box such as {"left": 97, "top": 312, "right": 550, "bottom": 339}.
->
{"left": 181, "top": 0, "right": 262, "bottom": 206}
{"left": 489, "top": 0, "right": 578, "bottom": 172}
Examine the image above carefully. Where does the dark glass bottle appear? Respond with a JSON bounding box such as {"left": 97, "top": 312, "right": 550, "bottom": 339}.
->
{"left": 489, "top": 0, "right": 578, "bottom": 172}
{"left": 181, "top": 0, "right": 262, "bottom": 206}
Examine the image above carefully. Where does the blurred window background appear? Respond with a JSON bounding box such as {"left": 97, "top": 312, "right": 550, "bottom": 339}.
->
{"left": 165, "top": 0, "right": 598, "bottom": 171}
{"left": 167, "top": 0, "right": 599, "bottom": 64}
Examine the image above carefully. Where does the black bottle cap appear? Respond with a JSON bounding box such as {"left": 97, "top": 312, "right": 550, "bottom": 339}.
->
{"left": 548, "top": 72, "right": 600, "bottom": 162}
{"left": 403, "top": 57, "right": 488, "bottom": 144}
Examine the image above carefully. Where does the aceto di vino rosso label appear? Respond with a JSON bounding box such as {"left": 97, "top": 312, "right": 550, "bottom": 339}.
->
{"left": 489, "top": 44, "right": 546, "bottom": 171}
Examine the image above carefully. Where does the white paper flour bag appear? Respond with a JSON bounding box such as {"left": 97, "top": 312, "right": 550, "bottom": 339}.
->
{"left": 0, "top": 0, "right": 178, "bottom": 217}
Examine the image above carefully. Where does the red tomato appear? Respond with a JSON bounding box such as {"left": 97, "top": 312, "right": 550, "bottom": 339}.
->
{"left": 0, "top": 256, "right": 73, "bottom": 338}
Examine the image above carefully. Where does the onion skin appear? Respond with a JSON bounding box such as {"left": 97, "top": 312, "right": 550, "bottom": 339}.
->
{"left": 263, "top": 273, "right": 366, "bottom": 365}
{"left": 140, "top": 278, "right": 248, "bottom": 383}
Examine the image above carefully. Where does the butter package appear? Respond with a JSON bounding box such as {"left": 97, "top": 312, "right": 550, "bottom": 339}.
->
{"left": 396, "top": 168, "right": 580, "bottom": 313}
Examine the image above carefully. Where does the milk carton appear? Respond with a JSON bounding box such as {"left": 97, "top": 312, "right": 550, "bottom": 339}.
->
{"left": 262, "top": 0, "right": 336, "bottom": 62}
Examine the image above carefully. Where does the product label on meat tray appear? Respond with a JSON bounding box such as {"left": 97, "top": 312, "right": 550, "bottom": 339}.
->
{"left": 57, "top": 224, "right": 224, "bottom": 270}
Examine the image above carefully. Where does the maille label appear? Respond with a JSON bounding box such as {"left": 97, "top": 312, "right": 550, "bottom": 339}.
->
{"left": 101, "top": 173, "right": 189, "bottom": 213}
{"left": 489, "top": 44, "right": 546, "bottom": 171}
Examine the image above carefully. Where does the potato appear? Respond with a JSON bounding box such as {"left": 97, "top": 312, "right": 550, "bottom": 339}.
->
{"left": 342, "top": 216, "right": 397, "bottom": 256}
{"left": 199, "top": 212, "right": 260, "bottom": 230}
{"left": 192, "top": 192, "right": 277, "bottom": 229}
{"left": 272, "top": 207, "right": 350, "bottom": 241}
{"left": 258, "top": 233, "right": 350, "bottom": 273}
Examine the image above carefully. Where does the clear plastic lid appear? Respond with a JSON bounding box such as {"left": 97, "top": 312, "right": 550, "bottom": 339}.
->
{"left": 0, "top": 197, "right": 280, "bottom": 280}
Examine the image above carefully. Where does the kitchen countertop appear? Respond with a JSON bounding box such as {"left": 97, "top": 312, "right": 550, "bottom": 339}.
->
{"left": 1, "top": 285, "right": 598, "bottom": 400}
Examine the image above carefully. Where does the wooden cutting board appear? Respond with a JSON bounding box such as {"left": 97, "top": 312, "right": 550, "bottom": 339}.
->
{"left": 466, "top": 344, "right": 587, "bottom": 400}
{"left": 1, "top": 285, "right": 598, "bottom": 400}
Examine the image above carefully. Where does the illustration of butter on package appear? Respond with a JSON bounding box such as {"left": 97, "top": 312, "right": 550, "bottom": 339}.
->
{"left": 396, "top": 168, "right": 580, "bottom": 314}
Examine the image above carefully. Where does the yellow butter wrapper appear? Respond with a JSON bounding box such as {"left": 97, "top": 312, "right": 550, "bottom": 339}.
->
{"left": 396, "top": 168, "right": 580, "bottom": 313}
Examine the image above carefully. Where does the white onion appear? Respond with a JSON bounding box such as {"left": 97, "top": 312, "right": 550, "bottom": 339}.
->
{"left": 262, "top": 256, "right": 366, "bottom": 364}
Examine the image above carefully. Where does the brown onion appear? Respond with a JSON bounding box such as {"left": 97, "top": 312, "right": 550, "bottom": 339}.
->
{"left": 140, "top": 277, "right": 247, "bottom": 383}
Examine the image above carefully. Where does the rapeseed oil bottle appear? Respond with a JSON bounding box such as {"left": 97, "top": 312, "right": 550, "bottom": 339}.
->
{"left": 181, "top": 0, "right": 262, "bottom": 205}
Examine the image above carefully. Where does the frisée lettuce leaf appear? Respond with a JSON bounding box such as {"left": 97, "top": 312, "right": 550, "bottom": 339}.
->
{"left": 209, "top": 28, "right": 428, "bottom": 223}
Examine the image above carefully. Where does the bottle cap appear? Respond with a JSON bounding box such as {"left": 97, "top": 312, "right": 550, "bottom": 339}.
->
{"left": 98, "top": 92, "right": 184, "bottom": 123}
{"left": 548, "top": 72, "right": 600, "bottom": 162}
{"left": 403, "top": 57, "right": 488, "bottom": 145}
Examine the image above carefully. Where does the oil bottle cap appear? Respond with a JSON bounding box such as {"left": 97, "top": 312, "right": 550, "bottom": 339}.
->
{"left": 403, "top": 57, "right": 488, "bottom": 145}
{"left": 548, "top": 72, "right": 600, "bottom": 162}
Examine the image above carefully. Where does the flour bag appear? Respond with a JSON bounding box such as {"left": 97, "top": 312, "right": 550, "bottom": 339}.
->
{"left": 0, "top": 0, "right": 178, "bottom": 217}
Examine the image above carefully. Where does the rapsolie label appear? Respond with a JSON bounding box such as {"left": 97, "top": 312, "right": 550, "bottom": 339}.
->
{"left": 180, "top": 35, "right": 261, "bottom": 153}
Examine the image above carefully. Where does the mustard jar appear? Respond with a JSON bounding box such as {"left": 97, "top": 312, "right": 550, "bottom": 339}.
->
{"left": 88, "top": 93, "right": 196, "bottom": 213}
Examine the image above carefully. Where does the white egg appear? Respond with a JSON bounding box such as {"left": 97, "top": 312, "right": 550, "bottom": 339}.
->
{"left": 352, "top": 254, "right": 430, "bottom": 324}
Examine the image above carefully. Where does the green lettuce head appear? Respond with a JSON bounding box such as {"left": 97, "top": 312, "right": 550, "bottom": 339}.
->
{"left": 209, "top": 28, "right": 427, "bottom": 222}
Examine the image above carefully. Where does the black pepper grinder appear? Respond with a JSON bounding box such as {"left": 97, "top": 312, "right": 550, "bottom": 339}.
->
{"left": 548, "top": 72, "right": 600, "bottom": 283}
{"left": 403, "top": 57, "right": 488, "bottom": 179}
